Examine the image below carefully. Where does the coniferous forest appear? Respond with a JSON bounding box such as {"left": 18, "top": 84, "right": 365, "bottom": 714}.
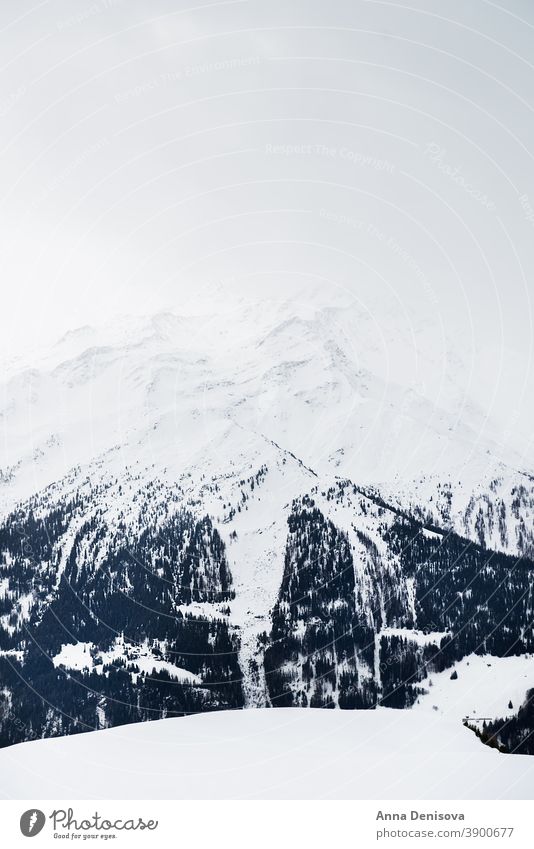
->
{"left": 1, "top": 474, "right": 534, "bottom": 749}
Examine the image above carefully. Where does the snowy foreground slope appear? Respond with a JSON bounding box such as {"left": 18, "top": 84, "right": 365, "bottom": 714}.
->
{"left": 2, "top": 656, "right": 534, "bottom": 800}
{"left": 1, "top": 291, "right": 534, "bottom": 755}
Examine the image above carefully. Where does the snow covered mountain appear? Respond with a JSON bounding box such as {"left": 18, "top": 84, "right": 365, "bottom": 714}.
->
{"left": 1, "top": 287, "right": 534, "bottom": 748}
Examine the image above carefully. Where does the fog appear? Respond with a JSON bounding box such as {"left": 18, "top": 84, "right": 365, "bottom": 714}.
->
{"left": 0, "top": 0, "right": 533, "bottom": 446}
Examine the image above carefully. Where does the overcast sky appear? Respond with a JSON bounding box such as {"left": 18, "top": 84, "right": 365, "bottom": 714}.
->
{"left": 0, "top": 0, "right": 533, "bottom": 440}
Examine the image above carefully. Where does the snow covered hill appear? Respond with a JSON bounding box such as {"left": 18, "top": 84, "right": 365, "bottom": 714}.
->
{"left": 1, "top": 288, "right": 534, "bottom": 752}
{"left": 2, "top": 655, "right": 534, "bottom": 800}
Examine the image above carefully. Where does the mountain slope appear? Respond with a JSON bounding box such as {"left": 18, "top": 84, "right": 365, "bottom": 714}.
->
{"left": 3, "top": 663, "right": 534, "bottom": 800}
{"left": 1, "top": 294, "right": 534, "bottom": 748}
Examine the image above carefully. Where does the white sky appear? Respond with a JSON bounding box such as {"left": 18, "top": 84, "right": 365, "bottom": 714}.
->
{"left": 0, "top": 0, "right": 533, "bottom": 441}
